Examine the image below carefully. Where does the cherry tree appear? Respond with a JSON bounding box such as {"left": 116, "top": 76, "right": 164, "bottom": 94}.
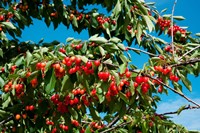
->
{"left": 0, "top": 0, "right": 200, "bottom": 132}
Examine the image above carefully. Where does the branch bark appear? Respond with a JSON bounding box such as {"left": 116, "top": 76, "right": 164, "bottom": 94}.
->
{"left": 171, "top": 58, "right": 200, "bottom": 67}
{"left": 160, "top": 105, "right": 200, "bottom": 115}
{"left": 0, "top": 116, "right": 13, "bottom": 127}
{"left": 178, "top": 45, "right": 200, "bottom": 61}
{"left": 126, "top": 47, "right": 158, "bottom": 57}
{"left": 100, "top": 121, "right": 131, "bottom": 133}
{"left": 171, "top": 0, "right": 178, "bottom": 56}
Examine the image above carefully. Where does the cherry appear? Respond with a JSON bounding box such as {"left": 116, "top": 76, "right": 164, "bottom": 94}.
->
{"left": 94, "top": 60, "right": 101, "bottom": 67}
{"left": 86, "top": 61, "right": 92, "bottom": 68}
{"left": 158, "top": 86, "right": 163, "bottom": 93}
{"left": 135, "top": 76, "right": 143, "bottom": 84}
{"left": 125, "top": 71, "right": 131, "bottom": 78}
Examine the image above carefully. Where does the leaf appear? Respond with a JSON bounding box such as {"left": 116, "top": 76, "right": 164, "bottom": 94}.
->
{"left": 1, "top": 22, "right": 16, "bottom": 29}
{"left": 112, "top": 0, "right": 121, "bottom": 17}
{"left": 99, "top": 46, "right": 106, "bottom": 56}
{"left": 26, "top": 51, "right": 33, "bottom": 66}
{"left": 89, "top": 107, "right": 100, "bottom": 120}
{"left": 161, "top": 8, "right": 168, "bottom": 13}
{"left": 173, "top": 16, "right": 185, "bottom": 20}
{"left": 195, "top": 33, "right": 200, "bottom": 37}
{"left": 119, "top": 63, "right": 127, "bottom": 74}
{"left": 109, "top": 37, "right": 121, "bottom": 43}
{"left": 89, "top": 35, "right": 108, "bottom": 43}
{"left": 177, "top": 105, "right": 186, "bottom": 115}
{"left": 143, "top": 15, "right": 154, "bottom": 32}
{"left": 66, "top": 37, "right": 74, "bottom": 42}
{"left": 179, "top": 74, "right": 192, "bottom": 92}
{"left": 44, "top": 69, "right": 56, "bottom": 94}
{"left": 0, "top": 48, "right": 3, "bottom": 57}
{"left": 119, "top": 92, "right": 129, "bottom": 104}
{"left": 72, "top": 17, "right": 78, "bottom": 28}
{"left": 2, "top": 96, "right": 11, "bottom": 109}
{"left": 85, "top": 126, "right": 92, "bottom": 133}
{"left": 136, "top": 23, "right": 142, "bottom": 44}
{"left": 0, "top": 76, "right": 5, "bottom": 87}
{"left": 61, "top": 75, "right": 73, "bottom": 93}
{"left": 15, "top": 56, "right": 24, "bottom": 66}
{"left": 118, "top": 43, "right": 126, "bottom": 51}
{"left": 76, "top": 55, "right": 88, "bottom": 63}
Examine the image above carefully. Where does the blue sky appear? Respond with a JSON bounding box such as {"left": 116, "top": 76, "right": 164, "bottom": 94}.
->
{"left": 16, "top": 0, "right": 200, "bottom": 130}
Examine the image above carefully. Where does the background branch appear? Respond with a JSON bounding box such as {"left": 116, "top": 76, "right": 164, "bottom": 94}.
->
{"left": 178, "top": 45, "right": 200, "bottom": 61}
{"left": 171, "top": 58, "right": 200, "bottom": 67}
{"left": 0, "top": 116, "right": 13, "bottom": 127}
{"left": 126, "top": 47, "right": 158, "bottom": 57}
{"left": 171, "top": 0, "right": 178, "bottom": 56}
{"left": 160, "top": 105, "right": 200, "bottom": 115}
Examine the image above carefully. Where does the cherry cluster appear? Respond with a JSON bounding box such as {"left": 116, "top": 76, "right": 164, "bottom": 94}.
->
{"left": 97, "top": 16, "right": 116, "bottom": 28}
{"left": 167, "top": 25, "right": 186, "bottom": 36}
{"left": 134, "top": 76, "right": 150, "bottom": 94}
{"left": 70, "top": 43, "right": 83, "bottom": 51}
{"left": 157, "top": 17, "right": 171, "bottom": 31}
{"left": 90, "top": 121, "right": 105, "bottom": 132}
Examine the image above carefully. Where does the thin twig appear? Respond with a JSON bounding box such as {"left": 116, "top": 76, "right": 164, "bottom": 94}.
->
{"left": 171, "top": 0, "right": 178, "bottom": 56}
{"left": 171, "top": 58, "right": 200, "bottom": 67}
{"left": 178, "top": 45, "right": 200, "bottom": 61}
{"left": 0, "top": 116, "right": 13, "bottom": 126}
{"left": 126, "top": 47, "right": 158, "bottom": 57}
{"left": 100, "top": 121, "right": 132, "bottom": 133}
{"left": 160, "top": 105, "right": 200, "bottom": 116}
{"left": 130, "top": 69, "right": 200, "bottom": 108}
{"left": 106, "top": 115, "right": 120, "bottom": 128}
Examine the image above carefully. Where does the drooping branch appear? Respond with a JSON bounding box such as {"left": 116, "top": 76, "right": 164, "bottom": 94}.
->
{"left": 160, "top": 105, "right": 200, "bottom": 116}
{"left": 178, "top": 45, "right": 200, "bottom": 61}
{"left": 126, "top": 47, "right": 158, "bottom": 57}
{"left": 171, "top": 0, "right": 178, "bottom": 56}
{"left": 106, "top": 115, "right": 120, "bottom": 128}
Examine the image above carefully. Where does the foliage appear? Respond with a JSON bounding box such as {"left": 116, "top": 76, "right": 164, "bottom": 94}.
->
{"left": 0, "top": 0, "right": 200, "bottom": 133}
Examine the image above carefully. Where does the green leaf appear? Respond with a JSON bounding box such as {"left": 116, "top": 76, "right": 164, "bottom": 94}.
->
{"left": 99, "top": 46, "right": 106, "bottom": 56}
{"left": 0, "top": 76, "right": 5, "bottom": 87}
{"left": 2, "top": 96, "right": 11, "bottom": 109}
{"left": 66, "top": 37, "right": 74, "bottom": 42}
{"left": 161, "top": 8, "right": 168, "bottom": 13}
{"left": 0, "top": 48, "right": 3, "bottom": 57}
{"left": 179, "top": 74, "right": 192, "bottom": 92}
{"left": 112, "top": 0, "right": 121, "bottom": 17}
{"left": 118, "top": 43, "right": 126, "bottom": 51}
{"left": 173, "top": 16, "right": 185, "bottom": 20}
{"left": 136, "top": 23, "right": 142, "bottom": 44}
{"left": 68, "top": 108, "right": 78, "bottom": 119}
{"left": 44, "top": 69, "right": 56, "bottom": 94}
{"left": 119, "top": 92, "right": 129, "bottom": 104}
{"left": 76, "top": 55, "right": 88, "bottom": 63}
{"left": 26, "top": 51, "right": 33, "bottom": 66}
{"left": 61, "top": 75, "right": 73, "bottom": 93}
{"left": 15, "top": 56, "right": 24, "bottom": 66}
{"left": 195, "top": 33, "right": 200, "bottom": 37}
{"left": 89, "top": 35, "right": 108, "bottom": 43}
{"left": 143, "top": 15, "right": 154, "bottom": 32}
{"left": 109, "top": 37, "right": 121, "bottom": 43}
{"left": 72, "top": 17, "right": 78, "bottom": 28}
{"left": 85, "top": 126, "right": 92, "bottom": 133}
{"left": 1, "top": 22, "right": 16, "bottom": 29}
{"left": 177, "top": 105, "right": 186, "bottom": 115}
{"left": 119, "top": 63, "right": 127, "bottom": 74}
{"left": 89, "top": 107, "right": 100, "bottom": 120}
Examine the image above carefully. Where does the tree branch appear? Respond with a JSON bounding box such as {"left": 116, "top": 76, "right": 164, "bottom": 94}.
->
{"left": 171, "top": 0, "right": 178, "bottom": 56}
{"left": 160, "top": 105, "right": 200, "bottom": 116}
{"left": 126, "top": 47, "right": 158, "bottom": 57}
{"left": 130, "top": 69, "right": 200, "bottom": 108}
{"left": 106, "top": 115, "right": 120, "bottom": 128}
{"left": 171, "top": 58, "right": 200, "bottom": 67}
{"left": 100, "top": 121, "right": 131, "bottom": 133}
{"left": 0, "top": 116, "right": 13, "bottom": 127}
{"left": 178, "top": 45, "right": 200, "bottom": 61}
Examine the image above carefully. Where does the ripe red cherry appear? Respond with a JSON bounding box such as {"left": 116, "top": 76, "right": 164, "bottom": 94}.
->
{"left": 94, "top": 60, "right": 101, "bottom": 67}
{"left": 135, "top": 76, "right": 143, "bottom": 84}
{"left": 86, "top": 61, "right": 92, "bottom": 68}
{"left": 158, "top": 86, "right": 163, "bottom": 93}
{"left": 29, "top": 105, "right": 35, "bottom": 111}
{"left": 125, "top": 71, "right": 131, "bottom": 78}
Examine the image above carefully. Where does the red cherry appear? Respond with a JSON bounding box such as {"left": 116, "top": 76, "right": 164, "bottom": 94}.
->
{"left": 29, "top": 105, "right": 35, "bottom": 111}
{"left": 94, "top": 60, "right": 101, "bottom": 67}
{"left": 86, "top": 61, "right": 92, "bottom": 68}
{"left": 125, "top": 71, "right": 131, "bottom": 78}
{"left": 135, "top": 76, "right": 143, "bottom": 84}
{"left": 158, "top": 86, "right": 163, "bottom": 93}
{"left": 174, "top": 76, "right": 179, "bottom": 82}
